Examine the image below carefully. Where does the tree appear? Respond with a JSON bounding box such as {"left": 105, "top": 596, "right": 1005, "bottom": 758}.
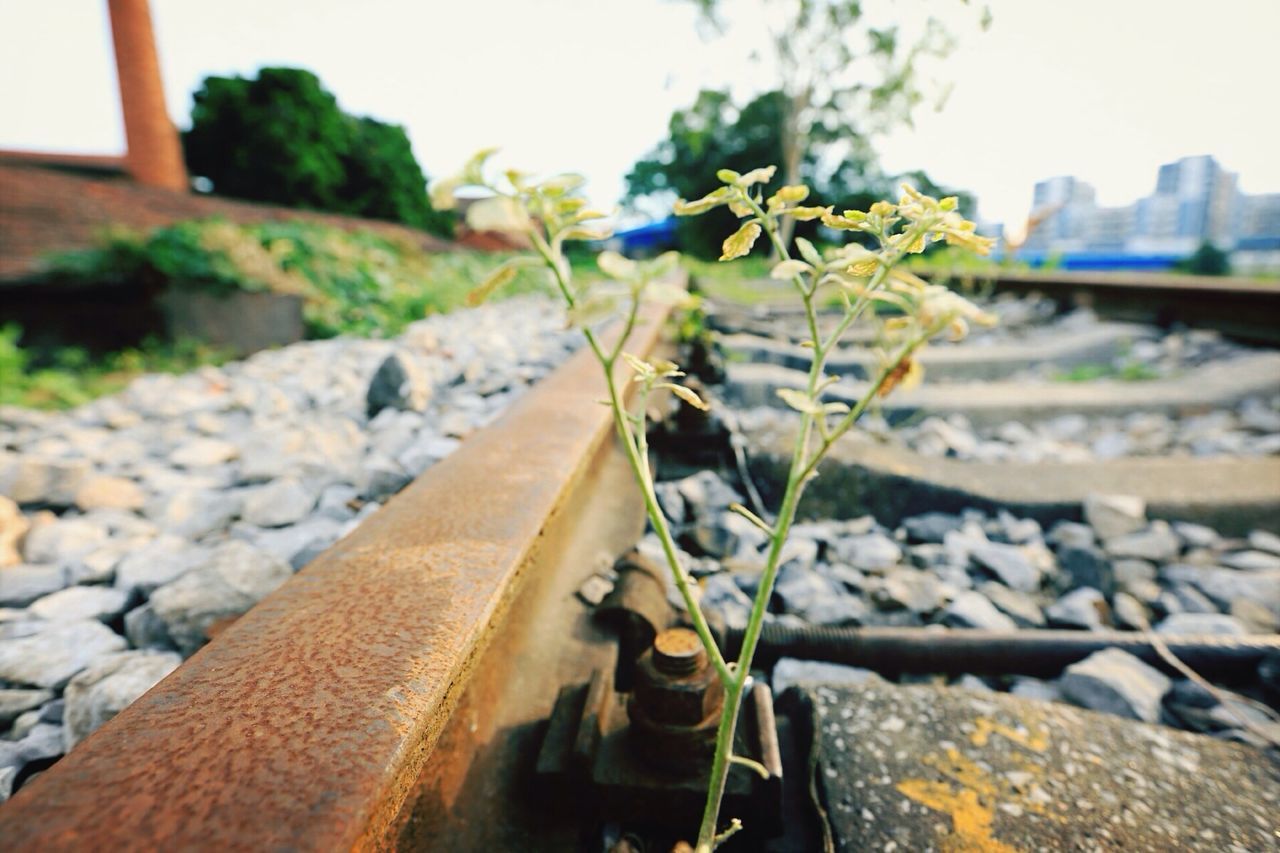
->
{"left": 687, "top": 0, "right": 988, "bottom": 244}
{"left": 624, "top": 88, "right": 970, "bottom": 258}
{"left": 183, "top": 67, "right": 450, "bottom": 235}
{"left": 1177, "top": 241, "right": 1231, "bottom": 276}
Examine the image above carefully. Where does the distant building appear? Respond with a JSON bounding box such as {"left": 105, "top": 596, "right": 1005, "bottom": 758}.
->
{"left": 1018, "top": 155, "right": 1280, "bottom": 271}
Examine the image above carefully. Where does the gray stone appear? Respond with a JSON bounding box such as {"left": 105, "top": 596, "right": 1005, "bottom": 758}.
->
{"left": 123, "top": 604, "right": 176, "bottom": 651}
{"left": 238, "top": 517, "right": 343, "bottom": 570}
{"left": 0, "top": 619, "right": 127, "bottom": 689}
{"left": 969, "top": 542, "right": 1041, "bottom": 592}
{"left": 0, "top": 457, "right": 91, "bottom": 507}
{"left": 996, "top": 511, "right": 1041, "bottom": 545}
{"left": 901, "top": 512, "right": 962, "bottom": 544}
{"left": 1046, "top": 520, "right": 1095, "bottom": 549}
{"left": 772, "top": 658, "right": 882, "bottom": 695}
{"left": 366, "top": 351, "right": 432, "bottom": 417}
{"left": 1104, "top": 520, "right": 1181, "bottom": 562}
{"left": 73, "top": 476, "right": 146, "bottom": 512}
{"left": 22, "top": 518, "right": 108, "bottom": 566}
{"left": 1247, "top": 529, "right": 1280, "bottom": 557}
{"left": 1111, "top": 592, "right": 1151, "bottom": 631}
{"left": 1112, "top": 558, "right": 1156, "bottom": 589}
{"left": 653, "top": 481, "right": 686, "bottom": 526}
{"left": 774, "top": 565, "right": 866, "bottom": 625}
{"left": 1173, "top": 521, "right": 1221, "bottom": 550}
{"left": 28, "top": 586, "right": 129, "bottom": 623}
{"left": 941, "top": 591, "right": 1017, "bottom": 630}
{"left": 1056, "top": 544, "right": 1114, "bottom": 595}
{"left": 1045, "top": 587, "right": 1111, "bottom": 630}
{"left": 977, "top": 581, "right": 1045, "bottom": 627}
{"left": 1166, "top": 582, "right": 1219, "bottom": 614}
{"left": 701, "top": 573, "right": 754, "bottom": 631}
{"left": 0, "top": 564, "right": 69, "bottom": 607}
{"left": 357, "top": 454, "right": 412, "bottom": 501}
{"left": 1230, "top": 597, "right": 1278, "bottom": 633}
{"left": 149, "top": 541, "right": 292, "bottom": 655}
{"left": 63, "top": 650, "right": 182, "bottom": 750}
{"left": 1009, "top": 676, "right": 1062, "bottom": 703}
{"left": 1083, "top": 493, "right": 1146, "bottom": 540}
{"left": 830, "top": 532, "right": 902, "bottom": 572}
{"left": 1060, "top": 648, "right": 1171, "bottom": 722}
{"left": 169, "top": 437, "right": 239, "bottom": 468}
{"left": 1160, "top": 564, "right": 1280, "bottom": 620}
{"left": 0, "top": 722, "right": 63, "bottom": 769}
{"left": 1155, "top": 613, "right": 1248, "bottom": 636}
{"left": 674, "top": 470, "right": 741, "bottom": 518}
{"left": 147, "top": 487, "right": 241, "bottom": 539}
{"left": 872, "top": 568, "right": 948, "bottom": 614}
{"left": 241, "top": 478, "right": 318, "bottom": 528}
{"left": 952, "top": 673, "right": 995, "bottom": 693}
{"left": 114, "top": 535, "right": 207, "bottom": 595}
{"left": 1218, "top": 549, "right": 1280, "bottom": 572}
{"left": 0, "top": 496, "right": 25, "bottom": 567}
{"left": 0, "top": 689, "right": 53, "bottom": 726}
{"left": 692, "top": 511, "right": 767, "bottom": 560}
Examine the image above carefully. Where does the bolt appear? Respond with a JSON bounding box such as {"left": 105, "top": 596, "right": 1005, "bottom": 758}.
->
{"left": 653, "top": 627, "right": 706, "bottom": 676}
{"left": 627, "top": 628, "right": 725, "bottom": 771}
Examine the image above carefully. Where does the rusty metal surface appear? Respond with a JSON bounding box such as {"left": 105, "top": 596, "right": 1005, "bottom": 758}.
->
{"left": 0, "top": 305, "right": 669, "bottom": 850}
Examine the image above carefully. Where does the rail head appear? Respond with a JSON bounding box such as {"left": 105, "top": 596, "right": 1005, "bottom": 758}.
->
{"left": 0, "top": 301, "right": 672, "bottom": 850}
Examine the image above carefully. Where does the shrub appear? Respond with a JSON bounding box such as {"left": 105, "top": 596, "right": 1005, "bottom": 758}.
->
{"left": 183, "top": 67, "right": 451, "bottom": 236}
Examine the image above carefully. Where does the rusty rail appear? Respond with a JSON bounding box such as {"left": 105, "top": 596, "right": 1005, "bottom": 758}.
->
{"left": 0, "top": 303, "right": 671, "bottom": 849}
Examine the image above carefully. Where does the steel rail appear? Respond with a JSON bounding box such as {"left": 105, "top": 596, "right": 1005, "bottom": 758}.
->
{"left": 0, "top": 301, "right": 671, "bottom": 850}
{"left": 728, "top": 623, "right": 1280, "bottom": 682}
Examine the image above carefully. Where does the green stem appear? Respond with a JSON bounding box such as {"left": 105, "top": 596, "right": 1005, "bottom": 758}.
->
{"left": 533, "top": 228, "right": 731, "bottom": 687}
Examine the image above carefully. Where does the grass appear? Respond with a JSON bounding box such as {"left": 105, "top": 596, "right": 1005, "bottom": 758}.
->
{"left": 6, "top": 220, "right": 598, "bottom": 411}
{"left": 1054, "top": 361, "right": 1160, "bottom": 383}
{"left": 0, "top": 325, "right": 235, "bottom": 410}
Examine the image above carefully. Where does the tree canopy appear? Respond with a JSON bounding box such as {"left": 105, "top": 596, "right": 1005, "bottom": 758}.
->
{"left": 183, "top": 67, "right": 451, "bottom": 236}
{"left": 625, "top": 88, "right": 973, "bottom": 258}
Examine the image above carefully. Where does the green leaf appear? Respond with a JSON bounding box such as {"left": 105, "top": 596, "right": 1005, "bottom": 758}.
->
{"left": 776, "top": 388, "right": 821, "bottom": 415}
{"left": 597, "top": 251, "right": 637, "bottom": 279}
{"left": 795, "top": 237, "right": 823, "bottom": 268}
{"left": 770, "top": 259, "right": 812, "bottom": 280}
{"left": 787, "top": 205, "right": 832, "bottom": 221}
{"left": 737, "top": 165, "right": 777, "bottom": 187}
{"left": 767, "top": 185, "right": 809, "bottom": 206}
{"left": 566, "top": 292, "right": 619, "bottom": 327}
{"left": 466, "top": 196, "right": 529, "bottom": 232}
{"left": 673, "top": 187, "right": 731, "bottom": 216}
{"left": 720, "top": 221, "right": 762, "bottom": 261}
{"left": 662, "top": 383, "right": 710, "bottom": 411}
{"left": 558, "top": 225, "right": 612, "bottom": 243}
{"left": 466, "top": 261, "right": 519, "bottom": 306}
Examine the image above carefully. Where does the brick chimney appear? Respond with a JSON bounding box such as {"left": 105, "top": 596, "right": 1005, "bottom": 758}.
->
{"left": 108, "top": 0, "right": 188, "bottom": 191}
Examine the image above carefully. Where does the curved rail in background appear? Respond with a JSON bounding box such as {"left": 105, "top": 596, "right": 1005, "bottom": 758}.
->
{"left": 0, "top": 302, "right": 671, "bottom": 850}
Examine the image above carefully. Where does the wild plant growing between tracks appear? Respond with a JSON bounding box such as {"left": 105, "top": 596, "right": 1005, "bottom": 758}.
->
{"left": 433, "top": 153, "right": 995, "bottom": 852}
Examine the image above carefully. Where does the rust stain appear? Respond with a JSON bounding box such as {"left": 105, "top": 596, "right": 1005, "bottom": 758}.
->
{"left": 0, "top": 304, "right": 671, "bottom": 850}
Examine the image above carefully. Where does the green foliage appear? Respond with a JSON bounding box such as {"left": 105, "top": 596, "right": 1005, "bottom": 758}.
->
{"left": 1055, "top": 361, "right": 1159, "bottom": 383}
{"left": 625, "top": 89, "right": 973, "bottom": 259}
{"left": 0, "top": 324, "right": 231, "bottom": 410}
{"left": 1177, "top": 241, "right": 1231, "bottom": 276}
{"left": 45, "top": 220, "right": 555, "bottom": 340}
{"left": 183, "top": 67, "right": 451, "bottom": 236}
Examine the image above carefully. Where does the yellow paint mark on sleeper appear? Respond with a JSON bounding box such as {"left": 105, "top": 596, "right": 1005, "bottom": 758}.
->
{"left": 969, "top": 716, "right": 1050, "bottom": 752}
{"left": 895, "top": 778, "right": 1019, "bottom": 853}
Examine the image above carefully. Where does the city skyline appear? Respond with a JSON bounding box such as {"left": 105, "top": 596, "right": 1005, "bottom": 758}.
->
{"left": 2, "top": 1, "right": 1279, "bottom": 229}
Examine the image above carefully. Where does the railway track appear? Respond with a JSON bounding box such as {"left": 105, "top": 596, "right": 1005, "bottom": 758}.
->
{"left": 2, "top": 273, "right": 1278, "bottom": 850}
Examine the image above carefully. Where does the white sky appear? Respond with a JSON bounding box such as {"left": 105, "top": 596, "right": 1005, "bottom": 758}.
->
{"left": 2, "top": 0, "right": 1278, "bottom": 226}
